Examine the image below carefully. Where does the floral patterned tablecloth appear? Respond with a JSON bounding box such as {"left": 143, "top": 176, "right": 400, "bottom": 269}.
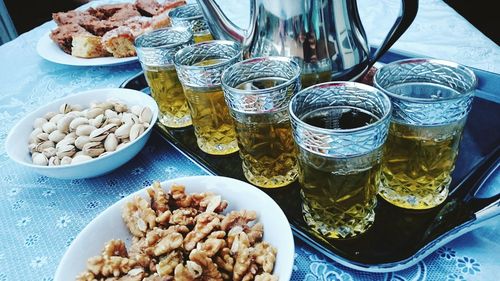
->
{"left": 0, "top": 2, "right": 499, "bottom": 280}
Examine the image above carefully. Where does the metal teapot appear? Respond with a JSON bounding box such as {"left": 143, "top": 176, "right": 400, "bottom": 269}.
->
{"left": 196, "top": 0, "right": 418, "bottom": 87}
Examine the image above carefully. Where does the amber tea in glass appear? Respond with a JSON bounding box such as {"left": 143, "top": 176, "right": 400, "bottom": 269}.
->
{"left": 374, "top": 59, "right": 477, "bottom": 210}
{"left": 135, "top": 27, "right": 193, "bottom": 128}
{"left": 289, "top": 82, "right": 391, "bottom": 239}
{"left": 222, "top": 57, "right": 302, "bottom": 188}
{"left": 169, "top": 3, "right": 213, "bottom": 43}
{"left": 174, "top": 41, "right": 241, "bottom": 155}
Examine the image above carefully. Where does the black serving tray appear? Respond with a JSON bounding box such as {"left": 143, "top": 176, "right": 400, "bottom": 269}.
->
{"left": 121, "top": 50, "right": 500, "bottom": 272}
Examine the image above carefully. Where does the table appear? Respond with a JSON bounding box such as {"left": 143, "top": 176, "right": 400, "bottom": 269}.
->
{"left": 0, "top": 0, "right": 498, "bottom": 280}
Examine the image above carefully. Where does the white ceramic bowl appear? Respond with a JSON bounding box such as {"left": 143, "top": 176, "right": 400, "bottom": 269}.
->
{"left": 5, "top": 88, "right": 159, "bottom": 179}
{"left": 54, "top": 176, "right": 295, "bottom": 280}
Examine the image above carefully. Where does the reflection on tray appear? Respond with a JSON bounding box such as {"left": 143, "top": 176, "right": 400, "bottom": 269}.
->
{"left": 121, "top": 55, "right": 500, "bottom": 272}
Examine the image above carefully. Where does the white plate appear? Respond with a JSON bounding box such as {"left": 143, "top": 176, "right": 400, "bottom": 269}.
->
{"left": 36, "top": 31, "right": 138, "bottom": 66}
{"left": 54, "top": 176, "right": 295, "bottom": 280}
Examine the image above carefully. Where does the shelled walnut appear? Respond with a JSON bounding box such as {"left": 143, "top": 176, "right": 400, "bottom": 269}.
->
{"left": 76, "top": 181, "right": 279, "bottom": 281}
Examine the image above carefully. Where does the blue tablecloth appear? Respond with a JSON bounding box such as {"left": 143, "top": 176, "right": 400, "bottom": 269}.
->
{"left": 0, "top": 20, "right": 498, "bottom": 281}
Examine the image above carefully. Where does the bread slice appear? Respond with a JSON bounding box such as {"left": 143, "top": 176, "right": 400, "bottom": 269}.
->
{"left": 101, "top": 26, "right": 136, "bottom": 58}
{"left": 71, "top": 35, "right": 110, "bottom": 58}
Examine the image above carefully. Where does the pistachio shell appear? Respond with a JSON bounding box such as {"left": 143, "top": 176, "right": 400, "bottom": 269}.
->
{"left": 49, "top": 113, "right": 64, "bottom": 124}
{"left": 115, "top": 123, "right": 132, "bottom": 139}
{"left": 89, "top": 123, "right": 116, "bottom": 142}
{"left": 104, "top": 133, "right": 118, "bottom": 152}
{"left": 35, "top": 132, "right": 49, "bottom": 143}
{"left": 60, "top": 156, "right": 72, "bottom": 165}
{"left": 104, "top": 109, "right": 118, "bottom": 119}
{"left": 42, "top": 147, "right": 57, "bottom": 158}
{"left": 82, "top": 142, "right": 105, "bottom": 157}
{"left": 33, "top": 117, "right": 48, "bottom": 129}
{"left": 139, "top": 107, "right": 153, "bottom": 124}
{"left": 56, "top": 116, "right": 74, "bottom": 133}
{"left": 130, "top": 105, "right": 142, "bottom": 116}
{"left": 44, "top": 111, "right": 58, "bottom": 120}
{"left": 95, "top": 102, "right": 114, "bottom": 110}
{"left": 69, "top": 117, "right": 89, "bottom": 131}
{"left": 74, "top": 135, "right": 91, "bottom": 150}
{"left": 56, "top": 137, "right": 75, "bottom": 148}
{"left": 59, "top": 103, "right": 72, "bottom": 114}
{"left": 30, "top": 128, "right": 43, "bottom": 141}
{"left": 86, "top": 108, "right": 104, "bottom": 119}
{"left": 36, "top": 140, "right": 55, "bottom": 152}
{"left": 56, "top": 144, "right": 76, "bottom": 158}
{"left": 89, "top": 114, "right": 105, "bottom": 128}
{"left": 76, "top": 125, "right": 97, "bottom": 136}
{"left": 42, "top": 122, "right": 57, "bottom": 134}
{"left": 32, "top": 153, "right": 48, "bottom": 166}
{"left": 122, "top": 112, "right": 138, "bottom": 125}
{"left": 113, "top": 103, "right": 128, "bottom": 113}
{"left": 129, "top": 123, "right": 145, "bottom": 141}
{"left": 72, "top": 154, "right": 93, "bottom": 164}
{"left": 48, "top": 156, "right": 60, "bottom": 166}
{"left": 48, "top": 130, "right": 66, "bottom": 143}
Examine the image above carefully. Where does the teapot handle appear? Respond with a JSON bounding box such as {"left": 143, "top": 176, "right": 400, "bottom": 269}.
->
{"left": 369, "top": 0, "right": 419, "bottom": 66}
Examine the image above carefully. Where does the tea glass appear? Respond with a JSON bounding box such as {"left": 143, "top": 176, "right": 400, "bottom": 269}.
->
{"left": 134, "top": 27, "right": 193, "bottom": 128}
{"left": 374, "top": 58, "right": 477, "bottom": 210}
{"left": 168, "top": 3, "right": 213, "bottom": 43}
{"left": 289, "top": 82, "right": 392, "bottom": 239}
{"left": 222, "top": 57, "right": 302, "bottom": 188}
{"left": 174, "top": 40, "right": 242, "bottom": 155}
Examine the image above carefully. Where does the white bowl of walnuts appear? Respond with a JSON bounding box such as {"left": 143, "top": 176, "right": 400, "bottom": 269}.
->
{"left": 54, "top": 176, "right": 295, "bottom": 281}
{"left": 5, "top": 88, "right": 158, "bottom": 179}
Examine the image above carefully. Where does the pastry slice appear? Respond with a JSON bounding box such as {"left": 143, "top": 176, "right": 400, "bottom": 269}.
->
{"left": 101, "top": 26, "right": 136, "bottom": 58}
{"left": 71, "top": 35, "right": 110, "bottom": 58}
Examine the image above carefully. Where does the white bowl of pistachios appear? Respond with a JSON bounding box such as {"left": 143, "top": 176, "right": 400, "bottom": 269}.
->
{"left": 5, "top": 88, "right": 159, "bottom": 179}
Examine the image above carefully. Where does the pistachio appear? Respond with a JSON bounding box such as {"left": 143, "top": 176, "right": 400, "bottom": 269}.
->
{"left": 130, "top": 105, "right": 142, "bottom": 116}
{"left": 48, "top": 130, "right": 66, "bottom": 143}
{"left": 60, "top": 156, "right": 72, "bottom": 165}
{"left": 86, "top": 107, "right": 104, "bottom": 119}
{"left": 75, "top": 135, "right": 91, "bottom": 150}
{"left": 89, "top": 123, "right": 116, "bottom": 142}
{"left": 98, "top": 151, "right": 111, "bottom": 158}
{"left": 89, "top": 114, "right": 105, "bottom": 128}
{"left": 69, "top": 117, "right": 89, "bottom": 131}
{"left": 44, "top": 111, "right": 58, "bottom": 121}
{"left": 72, "top": 154, "right": 93, "bottom": 164}
{"left": 115, "top": 123, "right": 132, "bottom": 139}
{"left": 66, "top": 132, "right": 77, "bottom": 139}
{"left": 49, "top": 113, "right": 64, "bottom": 124}
{"left": 57, "top": 116, "right": 74, "bottom": 133}
{"left": 104, "top": 109, "right": 118, "bottom": 119}
{"left": 116, "top": 142, "right": 129, "bottom": 151}
{"left": 139, "top": 107, "right": 153, "bottom": 124}
{"left": 42, "top": 147, "right": 57, "bottom": 158}
{"left": 30, "top": 128, "right": 43, "bottom": 141}
{"left": 104, "top": 117, "right": 122, "bottom": 127}
{"left": 82, "top": 142, "right": 105, "bottom": 157}
{"left": 33, "top": 117, "right": 48, "bottom": 129}
{"left": 129, "top": 123, "right": 145, "bottom": 141}
{"left": 42, "top": 122, "right": 57, "bottom": 134}
{"left": 71, "top": 104, "right": 83, "bottom": 111}
{"left": 76, "top": 125, "right": 97, "bottom": 136}
{"left": 35, "top": 132, "right": 49, "bottom": 143}
{"left": 113, "top": 102, "right": 128, "bottom": 113}
{"left": 56, "top": 144, "right": 76, "bottom": 158}
{"left": 59, "top": 103, "right": 72, "bottom": 114}
{"left": 122, "top": 112, "right": 138, "bottom": 125}
{"left": 28, "top": 143, "right": 37, "bottom": 153}
{"left": 95, "top": 102, "right": 114, "bottom": 110}
{"left": 36, "top": 140, "right": 55, "bottom": 153}
{"left": 104, "top": 133, "right": 118, "bottom": 152}
{"left": 32, "top": 153, "right": 48, "bottom": 166}
{"left": 56, "top": 137, "right": 75, "bottom": 148}
{"left": 48, "top": 156, "right": 60, "bottom": 166}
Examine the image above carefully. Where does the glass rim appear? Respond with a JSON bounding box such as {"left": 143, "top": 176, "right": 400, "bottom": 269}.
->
{"left": 289, "top": 81, "right": 392, "bottom": 134}
{"left": 134, "top": 26, "right": 192, "bottom": 50}
{"left": 173, "top": 40, "right": 242, "bottom": 70}
{"left": 373, "top": 58, "right": 477, "bottom": 103}
{"left": 221, "top": 56, "right": 302, "bottom": 95}
{"left": 168, "top": 3, "right": 204, "bottom": 21}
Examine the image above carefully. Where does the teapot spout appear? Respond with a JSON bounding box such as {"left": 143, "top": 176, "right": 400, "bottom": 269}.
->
{"left": 195, "top": 0, "right": 245, "bottom": 42}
